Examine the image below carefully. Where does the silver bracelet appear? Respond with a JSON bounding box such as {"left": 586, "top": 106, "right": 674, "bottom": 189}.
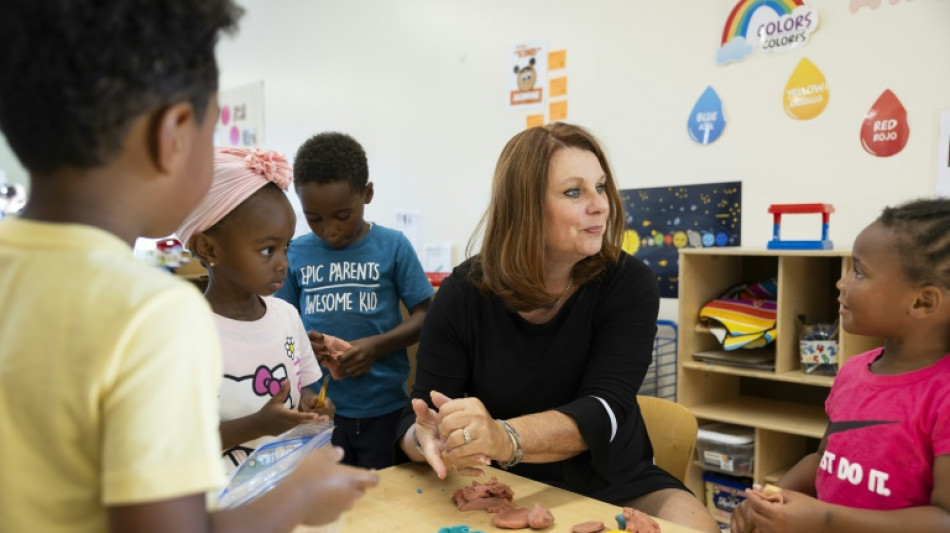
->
{"left": 497, "top": 419, "right": 524, "bottom": 469}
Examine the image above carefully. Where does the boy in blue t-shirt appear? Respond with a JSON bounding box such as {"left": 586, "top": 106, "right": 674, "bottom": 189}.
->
{"left": 277, "top": 132, "right": 434, "bottom": 469}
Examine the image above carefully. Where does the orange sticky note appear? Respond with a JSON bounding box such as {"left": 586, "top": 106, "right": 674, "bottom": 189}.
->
{"left": 549, "top": 100, "right": 568, "bottom": 121}
{"left": 548, "top": 50, "right": 566, "bottom": 70}
{"left": 526, "top": 114, "right": 545, "bottom": 129}
{"left": 550, "top": 77, "right": 567, "bottom": 98}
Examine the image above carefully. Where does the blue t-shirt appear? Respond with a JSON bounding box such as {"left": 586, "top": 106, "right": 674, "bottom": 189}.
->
{"left": 276, "top": 224, "right": 434, "bottom": 418}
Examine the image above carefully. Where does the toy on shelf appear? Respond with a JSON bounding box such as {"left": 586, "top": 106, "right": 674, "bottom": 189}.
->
{"left": 766, "top": 203, "right": 834, "bottom": 250}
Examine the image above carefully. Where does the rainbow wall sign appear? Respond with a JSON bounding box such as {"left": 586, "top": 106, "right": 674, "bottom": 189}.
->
{"left": 717, "top": 0, "right": 820, "bottom": 65}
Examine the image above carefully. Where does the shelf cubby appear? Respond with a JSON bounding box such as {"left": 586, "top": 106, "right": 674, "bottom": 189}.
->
{"left": 678, "top": 248, "right": 883, "bottom": 493}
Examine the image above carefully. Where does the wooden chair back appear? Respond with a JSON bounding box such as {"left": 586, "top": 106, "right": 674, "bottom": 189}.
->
{"left": 637, "top": 395, "right": 698, "bottom": 483}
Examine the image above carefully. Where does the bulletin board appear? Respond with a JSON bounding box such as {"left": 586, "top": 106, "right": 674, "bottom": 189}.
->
{"left": 621, "top": 182, "right": 742, "bottom": 298}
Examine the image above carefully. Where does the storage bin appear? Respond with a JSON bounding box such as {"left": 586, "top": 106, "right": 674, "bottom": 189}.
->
{"left": 696, "top": 423, "right": 755, "bottom": 476}
{"left": 703, "top": 471, "right": 752, "bottom": 528}
{"left": 799, "top": 322, "right": 839, "bottom": 376}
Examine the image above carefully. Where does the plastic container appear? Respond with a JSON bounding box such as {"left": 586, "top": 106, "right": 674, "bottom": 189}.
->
{"left": 696, "top": 423, "right": 755, "bottom": 476}
{"left": 703, "top": 471, "right": 751, "bottom": 528}
{"left": 799, "top": 322, "right": 838, "bottom": 376}
{"left": 425, "top": 271, "right": 451, "bottom": 287}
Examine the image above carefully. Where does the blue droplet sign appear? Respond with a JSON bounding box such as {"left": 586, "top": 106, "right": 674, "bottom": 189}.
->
{"left": 688, "top": 86, "right": 726, "bottom": 145}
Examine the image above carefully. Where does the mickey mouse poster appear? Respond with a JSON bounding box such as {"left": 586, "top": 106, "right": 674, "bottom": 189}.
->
{"left": 510, "top": 42, "right": 546, "bottom": 108}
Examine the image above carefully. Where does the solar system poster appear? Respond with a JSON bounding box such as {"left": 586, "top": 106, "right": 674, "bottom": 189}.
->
{"left": 621, "top": 182, "right": 742, "bottom": 298}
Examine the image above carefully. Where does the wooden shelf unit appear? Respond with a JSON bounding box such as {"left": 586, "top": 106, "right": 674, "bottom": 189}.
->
{"left": 677, "top": 247, "right": 883, "bottom": 495}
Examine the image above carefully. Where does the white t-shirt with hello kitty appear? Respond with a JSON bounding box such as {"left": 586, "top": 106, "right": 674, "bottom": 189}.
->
{"left": 215, "top": 296, "right": 322, "bottom": 474}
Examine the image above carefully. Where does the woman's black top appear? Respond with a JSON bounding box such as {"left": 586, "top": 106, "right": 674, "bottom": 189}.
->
{"left": 396, "top": 252, "right": 685, "bottom": 503}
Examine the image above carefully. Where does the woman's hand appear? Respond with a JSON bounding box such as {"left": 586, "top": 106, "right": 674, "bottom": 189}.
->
{"left": 433, "top": 392, "right": 501, "bottom": 475}
{"left": 405, "top": 391, "right": 485, "bottom": 479}
{"left": 253, "top": 380, "right": 321, "bottom": 435}
{"left": 410, "top": 394, "right": 449, "bottom": 478}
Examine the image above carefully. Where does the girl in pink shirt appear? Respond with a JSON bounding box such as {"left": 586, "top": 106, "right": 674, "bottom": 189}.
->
{"left": 732, "top": 197, "right": 950, "bottom": 533}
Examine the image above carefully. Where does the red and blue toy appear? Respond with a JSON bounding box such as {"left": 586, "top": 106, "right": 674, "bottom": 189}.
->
{"left": 767, "top": 203, "right": 834, "bottom": 250}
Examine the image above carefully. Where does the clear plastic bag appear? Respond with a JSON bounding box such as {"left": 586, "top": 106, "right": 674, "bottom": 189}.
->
{"left": 218, "top": 421, "right": 335, "bottom": 509}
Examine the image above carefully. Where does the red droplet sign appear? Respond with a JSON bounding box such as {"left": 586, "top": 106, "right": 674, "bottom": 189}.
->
{"left": 860, "top": 89, "right": 909, "bottom": 157}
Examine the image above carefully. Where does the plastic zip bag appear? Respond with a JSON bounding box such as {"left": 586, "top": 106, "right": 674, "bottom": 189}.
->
{"left": 218, "top": 421, "right": 335, "bottom": 509}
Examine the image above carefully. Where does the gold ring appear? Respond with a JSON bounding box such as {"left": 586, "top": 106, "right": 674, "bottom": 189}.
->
{"left": 451, "top": 464, "right": 459, "bottom": 472}
{"left": 463, "top": 428, "right": 472, "bottom": 444}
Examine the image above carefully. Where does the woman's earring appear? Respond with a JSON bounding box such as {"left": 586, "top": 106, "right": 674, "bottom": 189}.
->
{"left": 208, "top": 261, "right": 216, "bottom": 268}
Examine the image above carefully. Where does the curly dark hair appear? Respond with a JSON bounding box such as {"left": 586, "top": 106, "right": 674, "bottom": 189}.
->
{"left": 878, "top": 197, "right": 950, "bottom": 289}
{"left": 293, "top": 132, "right": 368, "bottom": 192}
{"left": 0, "top": 0, "right": 242, "bottom": 175}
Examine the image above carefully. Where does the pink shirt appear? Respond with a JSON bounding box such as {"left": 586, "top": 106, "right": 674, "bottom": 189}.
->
{"left": 817, "top": 348, "right": 950, "bottom": 509}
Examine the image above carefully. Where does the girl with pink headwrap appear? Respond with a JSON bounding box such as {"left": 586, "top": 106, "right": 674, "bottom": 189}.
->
{"left": 177, "top": 146, "right": 339, "bottom": 474}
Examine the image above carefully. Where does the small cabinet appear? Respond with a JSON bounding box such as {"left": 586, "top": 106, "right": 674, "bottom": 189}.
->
{"left": 677, "top": 248, "right": 882, "bottom": 494}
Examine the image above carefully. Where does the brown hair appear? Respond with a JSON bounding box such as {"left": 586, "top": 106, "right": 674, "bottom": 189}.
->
{"left": 467, "top": 122, "right": 625, "bottom": 311}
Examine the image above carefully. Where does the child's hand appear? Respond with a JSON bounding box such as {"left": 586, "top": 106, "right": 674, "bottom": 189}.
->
{"left": 730, "top": 492, "right": 756, "bottom": 533}
{"left": 732, "top": 483, "right": 780, "bottom": 533}
{"left": 739, "top": 487, "right": 826, "bottom": 533}
{"left": 314, "top": 397, "right": 335, "bottom": 419}
{"left": 253, "top": 380, "right": 320, "bottom": 436}
{"left": 300, "top": 387, "right": 336, "bottom": 419}
{"left": 315, "top": 354, "right": 344, "bottom": 380}
{"left": 308, "top": 330, "right": 331, "bottom": 358}
{"left": 337, "top": 338, "right": 379, "bottom": 377}
{"left": 310, "top": 331, "right": 350, "bottom": 379}
{"left": 290, "top": 445, "right": 379, "bottom": 526}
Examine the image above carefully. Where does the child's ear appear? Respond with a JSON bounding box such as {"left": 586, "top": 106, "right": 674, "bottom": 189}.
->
{"left": 910, "top": 285, "right": 943, "bottom": 317}
{"left": 363, "top": 182, "right": 374, "bottom": 205}
{"left": 190, "top": 233, "right": 217, "bottom": 268}
{"left": 152, "top": 102, "right": 198, "bottom": 176}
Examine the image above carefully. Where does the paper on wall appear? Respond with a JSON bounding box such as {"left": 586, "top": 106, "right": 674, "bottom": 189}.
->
{"left": 424, "top": 243, "right": 452, "bottom": 273}
{"left": 395, "top": 210, "right": 423, "bottom": 259}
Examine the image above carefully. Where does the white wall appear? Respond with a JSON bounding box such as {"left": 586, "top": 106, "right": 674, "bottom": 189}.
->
{"left": 215, "top": 0, "right": 950, "bottom": 253}
{"left": 213, "top": 0, "right": 950, "bottom": 319}
{"left": 0, "top": 136, "right": 28, "bottom": 188}
{"left": 3, "top": 0, "right": 948, "bottom": 318}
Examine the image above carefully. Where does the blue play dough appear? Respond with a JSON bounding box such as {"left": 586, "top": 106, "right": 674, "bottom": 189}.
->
{"left": 616, "top": 512, "right": 627, "bottom": 530}
{"left": 438, "top": 526, "right": 483, "bottom": 533}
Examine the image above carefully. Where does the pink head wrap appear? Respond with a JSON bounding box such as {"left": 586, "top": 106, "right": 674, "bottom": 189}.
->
{"left": 177, "top": 146, "right": 293, "bottom": 249}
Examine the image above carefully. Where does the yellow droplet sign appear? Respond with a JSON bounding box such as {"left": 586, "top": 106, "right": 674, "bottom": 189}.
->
{"left": 783, "top": 58, "right": 828, "bottom": 120}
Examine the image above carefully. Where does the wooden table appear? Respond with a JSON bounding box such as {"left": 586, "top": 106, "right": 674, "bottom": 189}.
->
{"left": 341, "top": 463, "right": 703, "bottom": 532}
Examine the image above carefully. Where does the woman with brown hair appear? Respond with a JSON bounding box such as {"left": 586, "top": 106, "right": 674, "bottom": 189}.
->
{"left": 396, "top": 123, "right": 718, "bottom": 531}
